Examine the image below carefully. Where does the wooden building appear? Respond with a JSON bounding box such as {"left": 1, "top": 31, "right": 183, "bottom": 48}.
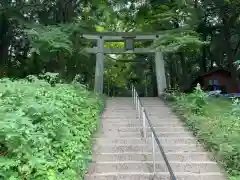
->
{"left": 189, "top": 68, "right": 239, "bottom": 94}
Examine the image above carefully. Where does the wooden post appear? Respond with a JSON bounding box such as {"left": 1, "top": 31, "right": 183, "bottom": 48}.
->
{"left": 154, "top": 51, "right": 167, "bottom": 96}
{"left": 94, "top": 37, "right": 104, "bottom": 93}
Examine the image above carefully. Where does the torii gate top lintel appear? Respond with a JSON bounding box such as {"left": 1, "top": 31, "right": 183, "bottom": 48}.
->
{"left": 83, "top": 32, "right": 162, "bottom": 54}
{"left": 81, "top": 31, "right": 162, "bottom": 41}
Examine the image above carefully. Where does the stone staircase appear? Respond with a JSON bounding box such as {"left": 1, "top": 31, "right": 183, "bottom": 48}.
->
{"left": 85, "top": 97, "right": 227, "bottom": 180}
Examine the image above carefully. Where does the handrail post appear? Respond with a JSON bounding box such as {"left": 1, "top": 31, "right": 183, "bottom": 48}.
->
{"left": 137, "top": 97, "right": 140, "bottom": 120}
{"left": 142, "top": 107, "right": 147, "bottom": 140}
{"left": 133, "top": 88, "right": 135, "bottom": 104}
{"left": 134, "top": 89, "right": 136, "bottom": 105}
{"left": 134, "top": 90, "right": 136, "bottom": 105}
{"left": 136, "top": 94, "right": 140, "bottom": 119}
{"left": 136, "top": 95, "right": 138, "bottom": 112}
{"left": 132, "top": 85, "right": 133, "bottom": 102}
{"left": 152, "top": 132, "right": 156, "bottom": 174}
{"left": 138, "top": 96, "right": 141, "bottom": 121}
{"left": 135, "top": 92, "right": 137, "bottom": 107}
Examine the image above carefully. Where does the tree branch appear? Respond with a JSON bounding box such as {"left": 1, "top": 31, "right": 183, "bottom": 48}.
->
{"left": 234, "top": 39, "right": 240, "bottom": 57}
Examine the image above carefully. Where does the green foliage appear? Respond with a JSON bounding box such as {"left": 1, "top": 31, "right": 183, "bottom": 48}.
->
{"left": 162, "top": 89, "right": 179, "bottom": 101}
{"left": 231, "top": 98, "right": 240, "bottom": 116}
{"left": 186, "top": 84, "right": 208, "bottom": 114}
{"left": 154, "top": 30, "right": 207, "bottom": 53}
{"left": 38, "top": 72, "right": 61, "bottom": 86}
{"left": 169, "top": 92, "right": 240, "bottom": 179}
{"left": 175, "top": 84, "right": 208, "bottom": 114}
{"left": 25, "top": 25, "right": 73, "bottom": 58}
{"left": 0, "top": 75, "right": 103, "bottom": 180}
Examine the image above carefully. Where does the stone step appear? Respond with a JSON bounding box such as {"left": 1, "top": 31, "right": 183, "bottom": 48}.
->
{"left": 87, "top": 161, "right": 221, "bottom": 174}
{"left": 103, "top": 111, "right": 138, "bottom": 114}
{"left": 94, "top": 141, "right": 199, "bottom": 147}
{"left": 85, "top": 172, "right": 226, "bottom": 180}
{"left": 102, "top": 126, "right": 186, "bottom": 133}
{"left": 93, "top": 138, "right": 145, "bottom": 144}
{"left": 93, "top": 144, "right": 204, "bottom": 153}
{"left": 99, "top": 131, "right": 192, "bottom": 138}
{"left": 143, "top": 106, "right": 170, "bottom": 109}
{"left": 104, "top": 106, "right": 135, "bottom": 109}
{"left": 93, "top": 137, "right": 197, "bottom": 144}
{"left": 102, "top": 122, "right": 183, "bottom": 126}
{"left": 102, "top": 123, "right": 184, "bottom": 128}
{"left": 102, "top": 117, "right": 180, "bottom": 122}
{"left": 145, "top": 111, "right": 173, "bottom": 114}
{"left": 102, "top": 124, "right": 188, "bottom": 132}
{"left": 148, "top": 117, "right": 179, "bottom": 121}
{"left": 102, "top": 116, "right": 138, "bottom": 119}
{"left": 101, "top": 127, "right": 186, "bottom": 132}
{"left": 103, "top": 113, "right": 137, "bottom": 116}
{"left": 101, "top": 118, "right": 140, "bottom": 121}
{"left": 92, "top": 152, "right": 212, "bottom": 162}
{"left": 101, "top": 116, "right": 182, "bottom": 125}
{"left": 146, "top": 117, "right": 179, "bottom": 121}
{"left": 105, "top": 107, "right": 135, "bottom": 109}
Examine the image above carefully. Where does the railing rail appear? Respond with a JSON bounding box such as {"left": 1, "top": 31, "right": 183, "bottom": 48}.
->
{"left": 131, "top": 84, "right": 177, "bottom": 180}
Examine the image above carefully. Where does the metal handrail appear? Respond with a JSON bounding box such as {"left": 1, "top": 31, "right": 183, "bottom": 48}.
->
{"left": 131, "top": 84, "right": 177, "bottom": 180}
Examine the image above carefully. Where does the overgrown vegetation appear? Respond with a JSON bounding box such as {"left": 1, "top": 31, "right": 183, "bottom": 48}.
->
{"left": 165, "top": 89, "right": 240, "bottom": 179}
{"left": 0, "top": 74, "right": 103, "bottom": 180}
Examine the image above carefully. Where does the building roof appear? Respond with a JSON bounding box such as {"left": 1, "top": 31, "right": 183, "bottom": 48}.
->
{"left": 199, "top": 68, "right": 231, "bottom": 77}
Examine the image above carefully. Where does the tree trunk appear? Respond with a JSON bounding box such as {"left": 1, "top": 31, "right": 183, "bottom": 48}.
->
{"left": 222, "top": 18, "right": 240, "bottom": 91}
{"left": 0, "top": 13, "right": 10, "bottom": 68}
{"left": 57, "top": 51, "right": 66, "bottom": 77}
{"left": 178, "top": 52, "right": 188, "bottom": 90}
{"left": 201, "top": 11, "right": 208, "bottom": 72}
{"left": 150, "top": 57, "right": 158, "bottom": 96}
{"left": 202, "top": 34, "right": 207, "bottom": 72}
{"left": 169, "top": 59, "right": 175, "bottom": 89}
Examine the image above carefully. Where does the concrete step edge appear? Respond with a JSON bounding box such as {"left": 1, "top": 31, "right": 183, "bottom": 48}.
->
{"left": 100, "top": 131, "right": 187, "bottom": 134}
{"left": 102, "top": 126, "right": 184, "bottom": 128}
{"left": 93, "top": 137, "right": 196, "bottom": 140}
{"left": 91, "top": 161, "right": 218, "bottom": 164}
{"left": 95, "top": 152, "right": 209, "bottom": 155}
{"left": 101, "top": 123, "right": 183, "bottom": 126}
{"left": 86, "top": 172, "right": 224, "bottom": 176}
{"left": 94, "top": 143, "right": 199, "bottom": 146}
{"left": 95, "top": 150, "right": 204, "bottom": 154}
{"left": 94, "top": 144, "right": 200, "bottom": 147}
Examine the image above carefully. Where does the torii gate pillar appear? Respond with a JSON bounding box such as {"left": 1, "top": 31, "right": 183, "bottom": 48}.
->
{"left": 155, "top": 51, "right": 167, "bottom": 96}
{"left": 94, "top": 38, "right": 104, "bottom": 94}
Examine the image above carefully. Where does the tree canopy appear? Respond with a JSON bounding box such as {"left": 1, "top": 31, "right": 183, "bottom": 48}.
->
{"left": 1, "top": 0, "right": 240, "bottom": 95}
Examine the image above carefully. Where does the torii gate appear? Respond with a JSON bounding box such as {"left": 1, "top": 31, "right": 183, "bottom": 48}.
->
{"left": 81, "top": 32, "right": 166, "bottom": 96}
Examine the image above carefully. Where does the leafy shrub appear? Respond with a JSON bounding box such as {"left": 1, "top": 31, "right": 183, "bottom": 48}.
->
{"left": 169, "top": 90, "right": 240, "bottom": 179}
{"left": 231, "top": 98, "right": 240, "bottom": 116}
{"left": 184, "top": 113, "right": 240, "bottom": 178}
{"left": 175, "top": 84, "right": 208, "bottom": 114}
{"left": 162, "top": 91, "right": 178, "bottom": 101}
{"left": 0, "top": 76, "right": 103, "bottom": 180}
{"left": 187, "top": 84, "right": 208, "bottom": 114}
